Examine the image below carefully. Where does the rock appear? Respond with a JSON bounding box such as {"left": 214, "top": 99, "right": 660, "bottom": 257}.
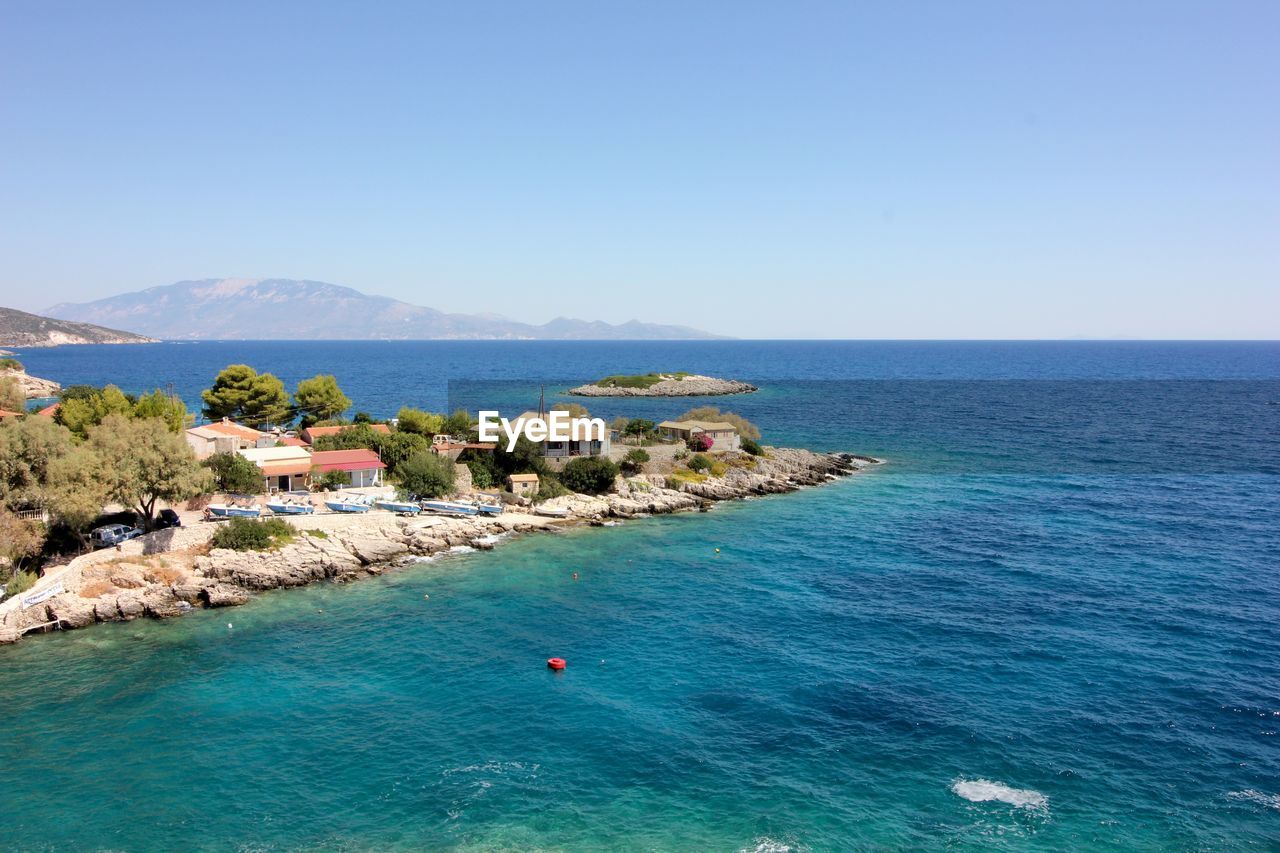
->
{"left": 108, "top": 564, "right": 148, "bottom": 589}
{"left": 141, "top": 588, "right": 183, "bottom": 619}
{"left": 203, "top": 584, "right": 249, "bottom": 607}
{"left": 0, "top": 625, "right": 22, "bottom": 644}
{"left": 93, "top": 599, "right": 120, "bottom": 622}
{"left": 47, "top": 595, "right": 98, "bottom": 628}
{"left": 0, "top": 367, "right": 61, "bottom": 399}
{"left": 568, "top": 375, "right": 757, "bottom": 397}
{"left": 115, "top": 591, "right": 147, "bottom": 620}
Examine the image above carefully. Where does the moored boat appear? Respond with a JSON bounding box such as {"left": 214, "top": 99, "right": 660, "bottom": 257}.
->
{"left": 266, "top": 498, "right": 315, "bottom": 515}
{"left": 324, "top": 497, "right": 372, "bottom": 513}
{"left": 204, "top": 503, "right": 262, "bottom": 519}
{"left": 420, "top": 500, "right": 479, "bottom": 516}
{"left": 472, "top": 501, "right": 503, "bottom": 515}
{"left": 533, "top": 505, "right": 570, "bottom": 518}
{"left": 374, "top": 498, "right": 422, "bottom": 515}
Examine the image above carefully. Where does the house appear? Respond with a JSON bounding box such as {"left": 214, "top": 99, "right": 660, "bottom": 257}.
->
{"left": 508, "top": 473, "right": 539, "bottom": 498}
{"left": 35, "top": 402, "right": 59, "bottom": 418}
{"left": 430, "top": 433, "right": 498, "bottom": 461}
{"left": 238, "top": 445, "right": 315, "bottom": 493}
{"left": 300, "top": 423, "right": 391, "bottom": 446}
{"left": 309, "top": 449, "right": 386, "bottom": 488}
{"left": 513, "top": 409, "right": 611, "bottom": 460}
{"left": 0, "top": 409, "right": 23, "bottom": 420}
{"left": 657, "top": 420, "right": 741, "bottom": 453}
{"left": 186, "top": 418, "right": 272, "bottom": 460}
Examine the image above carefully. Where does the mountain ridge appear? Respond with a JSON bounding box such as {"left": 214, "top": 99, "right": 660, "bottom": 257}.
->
{"left": 0, "top": 306, "right": 156, "bottom": 348}
{"left": 45, "top": 279, "right": 727, "bottom": 341}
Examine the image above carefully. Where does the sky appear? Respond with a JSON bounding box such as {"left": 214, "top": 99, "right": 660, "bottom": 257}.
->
{"left": 0, "top": 1, "right": 1276, "bottom": 339}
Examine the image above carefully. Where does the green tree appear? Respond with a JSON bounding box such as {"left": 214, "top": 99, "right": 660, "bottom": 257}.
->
{"left": 0, "top": 376, "right": 25, "bottom": 413}
{"left": 203, "top": 451, "right": 264, "bottom": 494}
{"left": 623, "top": 418, "right": 656, "bottom": 438}
{"left": 466, "top": 459, "right": 494, "bottom": 489}
{"left": 620, "top": 448, "right": 650, "bottom": 475}
{"left": 396, "top": 407, "right": 445, "bottom": 436}
{"left": 294, "top": 374, "right": 352, "bottom": 426}
{"left": 57, "top": 384, "right": 134, "bottom": 439}
{"left": 45, "top": 445, "right": 113, "bottom": 546}
{"left": 740, "top": 437, "right": 764, "bottom": 456}
{"left": 86, "top": 414, "right": 212, "bottom": 529}
{"left": 132, "top": 390, "right": 190, "bottom": 433}
{"left": 676, "top": 407, "right": 761, "bottom": 440}
{"left": 442, "top": 409, "right": 472, "bottom": 436}
{"left": 396, "top": 450, "right": 456, "bottom": 499}
{"left": 202, "top": 364, "right": 291, "bottom": 428}
{"left": 377, "top": 431, "right": 427, "bottom": 474}
{"left": 559, "top": 456, "right": 619, "bottom": 495}
{"left": 313, "top": 469, "right": 351, "bottom": 491}
{"left": 0, "top": 415, "right": 76, "bottom": 508}
{"left": 0, "top": 508, "right": 44, "bottom": 578}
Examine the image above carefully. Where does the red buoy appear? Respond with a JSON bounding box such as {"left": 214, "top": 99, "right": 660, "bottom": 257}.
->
{"left": 547, "top": 657, "right": 566, "bottom": 671}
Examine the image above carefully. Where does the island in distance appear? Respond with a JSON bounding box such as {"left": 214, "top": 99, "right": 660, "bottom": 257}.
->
{"left": 45, "top": 279, "right": 727, "bottom": 341}
{"left": 569, "top": 372, "right": 758, "bottom": 397}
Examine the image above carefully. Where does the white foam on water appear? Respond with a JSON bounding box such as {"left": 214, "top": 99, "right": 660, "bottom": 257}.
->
{"left": 447, "top": 545, "right": 476, "bottom": 554}
{"left": 1228, "top": 789, "right": 1280, "bottom": 810}
{"left": 738, "top": 837, "right": 805, "bottom": 853}
{"left": 951, "top": 778, "right": 1048, "bottom": 811}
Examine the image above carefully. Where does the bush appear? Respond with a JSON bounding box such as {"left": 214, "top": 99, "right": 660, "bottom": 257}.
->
{"left": 687, "top": 434, "right": 714, "bottom": 452}
{"left": 396, "top": 450, "right": 456, "bottom": 499}
{"left": 620, "top": 448, "right": 650, "bottom": 475}
{"left": 314, "top": 469, "right": 351, "bottom": 491}
{"left": 204, "top": 452, "right": 264, "bottom": 494}
{"left": 466, "top": 459, "right": 494, "bottom": 489}
{"left": 687, "top": 453, "right": 712, "bottom": 473}
{"left": 3, "top": 570, "right": 38, "bottom": 600}
{"left": 0, "top": 357, "right": 24, "bottom": 371}
{"left": 536, "top": 474, "right": 570, "bottom": 501}
{"left": 211, "top": 517, "right": 294, "bottom": 551}
{"left": 594, "top": 373, "right": 664, "bottom": 389}
{"left": 741, "top": 437, "right": 763, "bottom": 456}
{"left": 559, "top": 456, "right": 620, "bottom": 495}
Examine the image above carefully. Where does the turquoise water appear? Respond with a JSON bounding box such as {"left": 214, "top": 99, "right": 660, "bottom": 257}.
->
{"left": 2, "top": 342, "right": 1278, "bottom": 849}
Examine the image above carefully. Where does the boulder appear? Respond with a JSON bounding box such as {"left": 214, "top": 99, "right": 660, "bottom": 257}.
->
{"left": 47, "top": 594, "right": 98, "bottom": 629}
{"left": 203, "top": 584, "right": 249, "bottom": 607}
{"left": 115, "top": 591, "right": 147, "bottom": 620}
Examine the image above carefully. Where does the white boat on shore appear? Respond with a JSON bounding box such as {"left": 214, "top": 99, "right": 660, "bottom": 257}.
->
{"left": 266, "top": 497, "right": 315, "bottom": 515}
{"left": 374, "top": 498, "right": 422, "bottom": 515}
{"left": 533, "top": 506, "right": 570, "bottom": 518}
{"left": 421, "top": 500, "right": 479, "bottom": 517}
{"left": 324, "top": 496, "right": 372, "bottom": 514}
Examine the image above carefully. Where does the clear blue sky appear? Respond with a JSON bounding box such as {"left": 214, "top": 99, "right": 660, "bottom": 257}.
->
{"left": 1, "top": 1, "right": 1276, "bottom": 338}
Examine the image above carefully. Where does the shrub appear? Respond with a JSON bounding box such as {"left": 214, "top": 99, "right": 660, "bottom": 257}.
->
{"left": 0, "top": 357, "right": 24, "bottom": 371}
{"left": 620, "top": 448, "right": 650, "bottom": 475}
{"left": 211, "top": 517, "right": 294, "bottom": 551}
{"left": 536, "top": 475, "right": 570, "bottom": 501}
{"left": 687, "top": 453, "right": 712, "bottom": 473}
{"left": 396, "top": 450, "right": 456, "bottom": 499}
{"left": 3, "top": 570, "right": 38, "bottom": 600}
{"left": 78, "top": 579, "right": 118, "bottom": 599}
{"left": 204, "top": 452, "right": 263, "bottom": 495}
{"left": 305, "top": 528, "right": 328, "bottom": 539}
{"left": 314, "top": 469, "right": 351, "bottom": 491}
{"left": 594, "top": 373, "right": 664, "bottom": 389}
{"left": 466, "top": 459, "right": 494, "bottom": 489}
{"left": 741, "top": 437, "right": 763, "bottom": 456}
{"left": 687, "top": 434, "right": 714, "bottom": 452}
{"left": 559, "top": 456, "right": 620, "bottom": 495}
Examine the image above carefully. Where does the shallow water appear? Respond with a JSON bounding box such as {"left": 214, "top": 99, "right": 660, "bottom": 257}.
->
{"left": 2, "top": 341, "right": 1277, "bottom": 849}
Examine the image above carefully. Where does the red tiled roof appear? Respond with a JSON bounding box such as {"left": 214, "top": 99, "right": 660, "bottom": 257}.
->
{"left": 278, "top": 436, "right": 308, "bottom": 447}
{"left": 302, "top": 423, "right": 390, "bottom": 443}
{"left": 36, "top": 403, "right": 60, "bottom": 418}
{"left": 260, "top": 461, "right": 313, "bottom": 476}
{"left": 309, "top": 449, "right": 387, "bottom": 472}
{"left": 0, "top": 409, "right": 23, "bottom": 419}
{"left": 200, "top": 419, "right": 265, "bottom": 441}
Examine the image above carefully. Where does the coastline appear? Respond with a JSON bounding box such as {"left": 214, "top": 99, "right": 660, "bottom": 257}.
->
{"left": 0, "top": 447, "right": 879, "bottom": 645}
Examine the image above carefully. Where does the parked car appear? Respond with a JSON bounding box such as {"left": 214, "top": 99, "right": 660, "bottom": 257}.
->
{"left": 153, "top": 508, "right": 182, "bottom": 529}
{"left": 91, "top": 523, "right": 144, "bottom": 549}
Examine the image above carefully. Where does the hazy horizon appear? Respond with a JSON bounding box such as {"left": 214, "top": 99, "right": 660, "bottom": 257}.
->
{"left": 2, "top": 2, "right": 1276, "bottom": 339}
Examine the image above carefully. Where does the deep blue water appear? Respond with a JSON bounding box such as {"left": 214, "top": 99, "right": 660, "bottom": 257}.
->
{"left": 2, "top": 341, "right": 1278, "bottom": 849}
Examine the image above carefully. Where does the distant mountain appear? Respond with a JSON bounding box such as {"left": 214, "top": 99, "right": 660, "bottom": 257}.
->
{"left": 45, "top": 279, "right": 727, "bottom": 341}
{"left": 0, "top": 306, "right": 156, "bottom": 348}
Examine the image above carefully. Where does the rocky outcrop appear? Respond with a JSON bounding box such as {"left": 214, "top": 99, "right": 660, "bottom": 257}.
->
{"left": 0, "top": 448, "right": 879, "bottom": 645}
{"left": 0, "top": 368, "right": 60, "bottom": 399}
{"left": 568, "top": 374, "right": 757, "bottom": 397}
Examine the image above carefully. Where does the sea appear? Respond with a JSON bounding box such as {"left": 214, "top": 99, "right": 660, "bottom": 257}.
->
{"left": 1, "top": 340, "right": 1277, "bottom": 850}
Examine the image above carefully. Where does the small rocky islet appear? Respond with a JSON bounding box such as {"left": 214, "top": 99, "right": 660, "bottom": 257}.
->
{"left": 568, "top": 372, "right": 757, "bottom": 397}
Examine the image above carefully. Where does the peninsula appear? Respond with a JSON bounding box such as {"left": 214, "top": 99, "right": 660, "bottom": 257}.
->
{"left": 0, "top": 306, "right": 155, "bottom": 348}
{"left": 569, "top": 373, "right": 757, "bottom": 397}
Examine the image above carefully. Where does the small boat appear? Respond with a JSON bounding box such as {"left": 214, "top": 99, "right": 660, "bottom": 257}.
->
{"left": 324, "top": 497, "right": 372, "bottom": 513}
{"left": 374, "top": 498, "right": 422, "bottom": 515}
{"left": 205, "top": 503, "right": 261, "bottom": 519}
{"left": 420, "top": 500, "right": 479, "bottom": 516}
{"left": 266, "top": 498, "right": 315, "bottom": 515}
{"left": 471, "top": 501, "right": 503, "bottom": 516}
{"left": 534, "top": 506, "right": 570, "bottom": 519}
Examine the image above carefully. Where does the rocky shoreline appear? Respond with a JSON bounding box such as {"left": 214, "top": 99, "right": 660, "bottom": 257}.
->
{"left": 0, "top": 367, "right": 61, "bottom": 399}
{"left": 568, "top": 374, "right": 756, "bottom": 397}
{"left": 0, "top": 448, "right": 879, "bottom": 645}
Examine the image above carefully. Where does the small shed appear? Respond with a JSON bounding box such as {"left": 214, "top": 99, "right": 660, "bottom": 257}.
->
{"left": 508, "top": 472, "right": 539, "bottom": 498}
